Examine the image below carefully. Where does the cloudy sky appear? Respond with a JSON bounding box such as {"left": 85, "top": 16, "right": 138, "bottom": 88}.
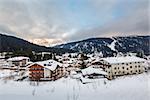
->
{"left": 0, "top": 0, "right": 149, "bottom": 46}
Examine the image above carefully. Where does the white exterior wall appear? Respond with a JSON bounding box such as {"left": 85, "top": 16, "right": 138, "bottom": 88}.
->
{"left": 7, "top": 59, "right": 29, "bottom": 67}
{"left": 44, "top": 68, "right": 52, "bottom": 78}
{"left": 8, "top": 61, "right": 14, "bottom": 67}
{"left": 104, "top": 61, "right": 145, "bottom": 79}
{"left": 19, "top": 62, "right": 23, "bottom": 66}
{"left": 116, "top": 62, "right": 144, "bottom": 75}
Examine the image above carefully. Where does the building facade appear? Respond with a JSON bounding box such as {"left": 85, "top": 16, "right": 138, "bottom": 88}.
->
{"left": 7, "top": 56, "right": 30, "bottom": 67}
{"left": 100, "top": 56, "right": 146, "bottom": 79}
{"left": 28, "top": 60, "right": 64, "bottom": 81}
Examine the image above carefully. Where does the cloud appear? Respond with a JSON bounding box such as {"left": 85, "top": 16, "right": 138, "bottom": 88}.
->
{"left": 28, "top": 38, "right": 64, "bottom": 47}
{"left": 67, "top": 0, "right": 149, "bottom": 41}
{"left": 0, "top": 0, "right": 77, "bottom": 39}
{"left": 0, "top": 0, "right": 149, "bottom": 46}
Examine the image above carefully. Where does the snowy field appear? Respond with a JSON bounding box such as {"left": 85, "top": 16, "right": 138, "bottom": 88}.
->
{"left": 0, "top": 70, "right": 150, "bottom": 100}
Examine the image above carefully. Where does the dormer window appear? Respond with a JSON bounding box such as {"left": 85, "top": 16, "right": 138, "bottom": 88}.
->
{"left": 48, "top": 64, "right": 52, "bottom": 66}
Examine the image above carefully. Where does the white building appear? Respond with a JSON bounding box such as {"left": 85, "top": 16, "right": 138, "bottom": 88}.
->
{"left": 0, "top": 59, "right": 9, "bottom": 68}
{"left": 7, "top": 56, "right": 30, "bottom": 67}
{"left": 100, "top": 56, "right": 146, "bottom": 79}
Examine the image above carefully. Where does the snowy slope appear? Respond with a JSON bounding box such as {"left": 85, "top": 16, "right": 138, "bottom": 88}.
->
{"left": 55, "top": 36, "right": 150, "bottom": 56}
{"left": 107, "top": 38, "right": 117, "bottom": 51}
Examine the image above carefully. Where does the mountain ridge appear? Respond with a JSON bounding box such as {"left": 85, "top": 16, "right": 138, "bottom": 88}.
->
{"left": 54, "top": 35, "right": 150, "bottom": 56}
{"left": 0, "top": 33, "right": 75, "bottom": 54}
{"left": 1, "top": 33, "right": 149, "bottom": 57}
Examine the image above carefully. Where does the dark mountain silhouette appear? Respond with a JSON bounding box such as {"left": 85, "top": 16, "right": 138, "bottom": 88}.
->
{"left": 0, "top": 33, "right": 74, "bottom": 54}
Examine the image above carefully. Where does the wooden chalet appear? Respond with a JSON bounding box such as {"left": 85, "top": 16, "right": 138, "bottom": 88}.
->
{"left": 28, "top": 60, "right": 64, "bottom": 81}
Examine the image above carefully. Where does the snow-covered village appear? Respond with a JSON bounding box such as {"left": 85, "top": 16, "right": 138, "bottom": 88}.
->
{"left": 0, "top": 51, "right": 150, "bottom": 100}
{"left": 0, "top": 0, "right": 150, "bottom": 100}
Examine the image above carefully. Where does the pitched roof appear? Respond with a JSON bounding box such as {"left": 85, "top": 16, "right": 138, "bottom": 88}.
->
{"left": 7, "top": 56, "right": 29, "bottom": 61}
{"left": 28, "top": 60, "right": 62, "bottom": 71}
{"left": 81, "top": 67, "right": 108, "bottom": 76}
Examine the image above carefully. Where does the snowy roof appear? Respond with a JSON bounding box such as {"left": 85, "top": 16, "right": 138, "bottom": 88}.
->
{"left": 28, "top": 60, "right": 62, "bottom": 71}
{"left": 7, "top": 56, "right": 29, "bottom": 61}
{"left": 63, "top": 63, "right": 72, "bottom": 68}
{"left": 63, "top": 58, "right": 77, "bottom": 64}
{"left": 91, "top": 57, "right": 102, "bottom": 63}
{"left": 81, "top": 67, "right": 108, "bottom": 76}
{"left": 101, "top": 56, "right": 146, "bottom": 64}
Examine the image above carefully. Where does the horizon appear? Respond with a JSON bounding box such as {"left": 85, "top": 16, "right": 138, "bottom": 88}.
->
{"left": 1, "top": 32, "right": 149, "bottom": 47}
{"left": 0, "top": 0, "right": 149, "bottom": 46}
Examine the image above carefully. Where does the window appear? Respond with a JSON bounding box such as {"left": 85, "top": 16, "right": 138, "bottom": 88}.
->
{"left": 130, "top": 71, "right": 132, "bottom": 73}
{"left": 135, "top": 66, "right": 137, "bottom": 68}
{"left": 138, "top": 65, "right": 140, "bottom": 68}
{"left": 114, "top": 67, "right": 117, "bottom": 70}
{"left": 126, "top": 63, "right": 128, "bottom": 66}
{"left": 130, "top": 66, "right": 132, "bottom": 68}
{"left": 123, "top": 71, "right": 125, "bottom": 74}
{"left": 122, "top": 67, "right": 124, "bottom": 69}
{"left": 136, "top": 70, "right": 137, "bottom": 72}
{"left": 127, "top": 68, "right": 129, "bottom": 70}
{"left": 114, "top": 72, "right": 117, "bottom": 74}
{"left": 139, "top": 70, "right": 141, "bottom": 73}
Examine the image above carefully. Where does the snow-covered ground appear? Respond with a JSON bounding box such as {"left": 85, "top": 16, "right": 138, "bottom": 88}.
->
{"left": 0, "top": 70, "right": 18, "bottom": 78}
{"left": 0, "top": 70, "right": 150, "bottom": 100}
